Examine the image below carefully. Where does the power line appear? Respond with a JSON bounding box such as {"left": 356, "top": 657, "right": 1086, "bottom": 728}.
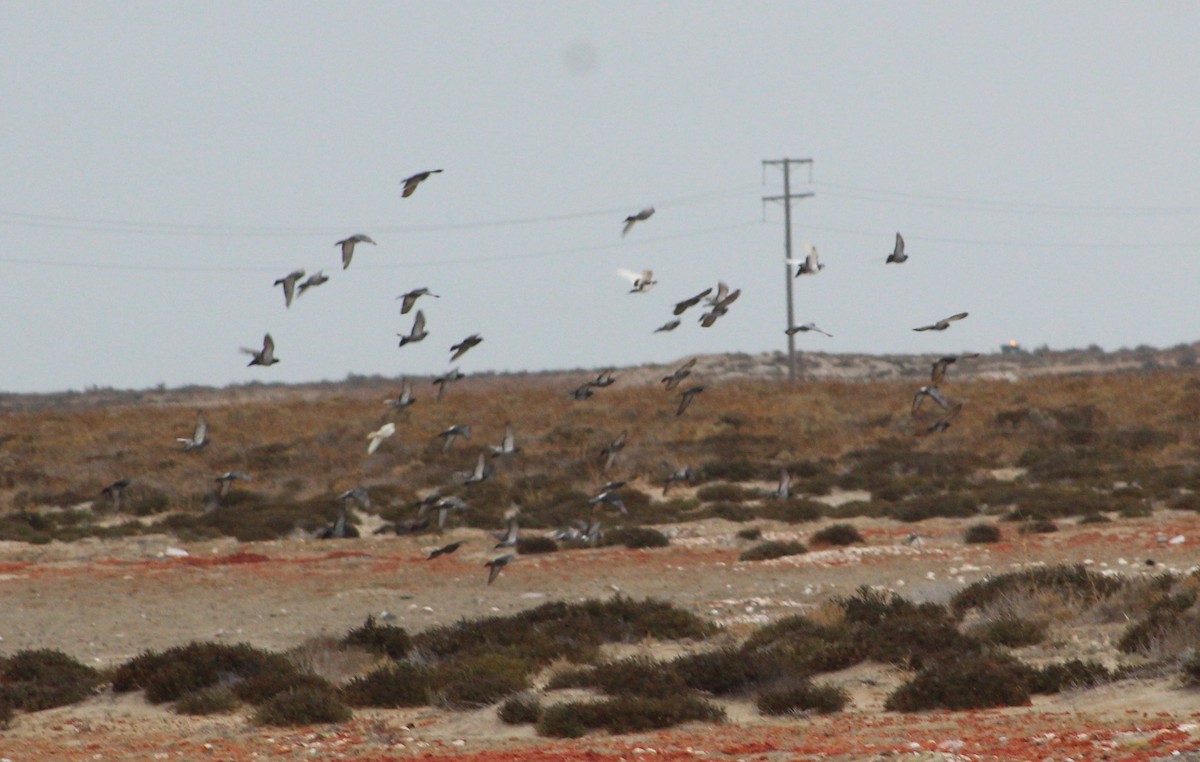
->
{"left": 0, "top": 221, "right": 763, "bottom": 273}
{"left": 763, "top": 158, "right": 814, "bottom": 384}
{"left": 0, "top": 184, "right": 763, "bottom": 238}
{"left": 795, "top": 222, "right": 1200, "bottom": 250}
{"left": 812, "top": 180, "right": 1199, "bottom": 216}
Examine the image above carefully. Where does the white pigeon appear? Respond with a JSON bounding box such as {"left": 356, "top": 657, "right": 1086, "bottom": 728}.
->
{"left": 367, "top": 422, "right": 396, "bottom": 454}
{"left": 617, "top": 268, "right": 657, "bottom": 293}
{"left": 789, "top": 241, "right": 824, "bottom": 276}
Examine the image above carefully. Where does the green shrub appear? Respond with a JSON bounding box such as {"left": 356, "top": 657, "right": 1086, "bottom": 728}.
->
{"left": 756, "top": 679, "right": 848, "bottom": 715}
{"left": 741, "top": 616, "right": 862, "bottom": 676}
{"left": 891, "top": 494, "right": 978, "bottom": 522}
{"left": 0, "top": 649, "right": 104, "bottom": 712}
{"left": 696, "top": 483, "right": 755, "bottom": 503}
{"left": 836, "top": 587, "right": 977, "bottom": 670}
{"left": 342, "top": 615, "right": 412, "bottom": 660}
{"left": 972, "top": 615, "right": 1047, "bottom": 648}
{"left": 253, "top": 687, "right": 352, "bottom": 726}
{"left": 709, "top": 502, "right": 756, "bottom": 522}
{"left": 761, "top": 498, "right": 825, "bottom": 523}
{"left": 174, "top": 687, "right": 240, "bottom": 715}
{"left": 736, "top": 527, "right": 763, "bottom": 541}
{"left": 432, "top": 654, "right": 531, "bottom": 709}
{"left": 1028, "top": 659, "right": 1112, "bottom": 694}
{"left": 498, "top": 693, "right": 541, "bottom": 724}
{"left": 536, "top": 694, "right": 724, "bottom": 737}
{"left": 1117, "top": 591, "right": 1199, "bottom": 655}
{"left": 964, "top": 523, "right": 1002, "bottom": 544}
{"left": 811, "top": 523, "right": 863, "bottom": 547}
{"left": 573, "top": 656, "right": 686, "bottom": 699}
{"left": 739, "top": 540, "right": 807, "bottom": 562}
{"left": 950, "top": 565, "right": 1125, "bottom": 618}
{"left": 601, "top": 527, "right": 669, "bottom": 549}
{"left": 669, "top": 647, "right": 776, "bottom": 696}
{"left": 112, "top": 642, "right": 294, "bottom": 704}
{"left": 342, "top": 663, "right": 431, "bottom": 708}
{"left": 885, "top": 654, "right": 1034, "bottom": 711}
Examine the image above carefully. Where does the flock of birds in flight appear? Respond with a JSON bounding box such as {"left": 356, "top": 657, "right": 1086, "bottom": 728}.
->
{"left": 99, "top": 171, "right": 979, "bottom": 585}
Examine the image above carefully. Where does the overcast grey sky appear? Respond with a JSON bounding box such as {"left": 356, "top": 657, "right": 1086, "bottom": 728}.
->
{"left": 2, "top": 2, "right": 1198, "bottom": 393}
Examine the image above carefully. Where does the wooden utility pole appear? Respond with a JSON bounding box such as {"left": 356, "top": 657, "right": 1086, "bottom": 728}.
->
{"left": 762, "top": 158, "right": 814, "bottom": 383}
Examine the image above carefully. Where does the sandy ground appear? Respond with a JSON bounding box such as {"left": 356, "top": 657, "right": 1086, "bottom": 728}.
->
{"left": 3, "top": 512, "right": 1200, "bottom": 760}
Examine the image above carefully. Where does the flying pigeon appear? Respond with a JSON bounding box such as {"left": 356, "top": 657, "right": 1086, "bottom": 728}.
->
{"left": 913, "top": 312, "right": 969, "bottom": 332}
{"left": 401, "top": 169, "right": 443, "bottom": 198}
{"left": 384, "top": 379, "right": 416, "bottom": 410}
{"left": 589, "top": 490, "right": 628, "bottom": 515}
{"left": 418, "top": 495, "right": 469, "bottom": 530}
{"left": 439, "top": 424, "right": 472, "bottom": 453}
{"left": 930, "top": 353, "right": 982, "bottom": 385}
{"left": 316, "top": 507, "right": 352, "bottom": 539}
{"left": 886, "top": 232, "right": 907, "bottom": 264}
{"left": 621, "top": 206, "right": 654, "bottom": 236}
{"left": 773, "top": 469, "right": 791, "bottom": 500}
{"left": 460, "top": 451, "right": 493, "bottom": 485}
{"left": 676, "top": 385, "right": 705, "bottom": 415}
{"left": 242, "top": 334, "right": 279, "bottom": 366}
{"left": 398, "top": 310, "right": 429, "bottom": 347}
{"left": 432, "top": 367, "right": 465, "bottom": 400}
{"left": 101, "top": 479, "right": 131, "bottom": 511}
{"left": 297, "top": 271, "right": 329, "bottom": 296}
{"left": 792, "top": 242, "right": 824, "bottom": 276}
{"left": 922, "top": 402, "right": 964, "bottom": 434}
{"left": 617, "top": 268, "right": 657, "bottom": 293}
{"left": 491, "top": 513, "right": 520, "bottom": 548}
{"left": 338, "top": 486, "right": 372, "bottom": 511}
{"left": 484, "top": 554, "right": 514, "bottom": 585}
{"left": 449, "top": 334, "right": 483, "bottom": 362}
{"left": 673, "top": 288, "right": 714, "bottom": 316}
{"left": 571, "top": 382, "right": 596, "bottom": 401}
{"left": 785, "top": 322, "right": 833, "bottom": 337}
{"left": 488, "top": 423, "right": 519, "bottom": 457}
{"left": 367, "top": 422, "right": 396, "bottom": 454}
{"left": 591, "top": 368, "right": 617, "bottom": 387}
{"left": 912, "top": 385, "right": 951, "bottom": 415}
{"left": 336, "top": 234, "right": 376, "bottom": 270}
{"left": 428, "top": 541, "right": 465, "bottom": 560}
{"left": 662, "top": 358, "right": 697, "bottom": 390}
{"left": 397, "top": 287, "right": 439, "bottom": 315}
{"left": 662, "top": 464, "right": 693, "bottom": 496}
{"left": 274, "top": 270, "right": 305, "bottom": 308}
{"left": 699, "top": 288, "right": 740, "bottom": 327}
{"left": 214, "top": 471, "right": 251, "bottom": 497}
{"left": 177, "top": 412, "right": 209, "bottom": 451}
{"left": 654, "top": 320, "right": 681, "bottom": 333}
{"left": 599, "top": 431, "right": 627, "bottom": 472}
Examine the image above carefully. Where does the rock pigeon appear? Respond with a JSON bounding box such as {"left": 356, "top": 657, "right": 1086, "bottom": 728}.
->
{"left": 654, "top": 319, "right": 681, "bottom": 333}
{"left": 676, "top": 385, "right": 705, "bottom": 415}
{"left": 930, "top": 353, "right": 981, "bottom": 385}
{"left": 336, "top": 234, "right": 376, "bottom": 270}
{"left": 484, "top": 554, "right": 514, "bottom": 585}
{"left": 396, "top": 288, "right": 439, "bottom": 315}
{"left": 428, "top": 541, "right": 465, "bottom": 560}
{"left": 599, "top": 431, "right": 627, "bottom": 472}
{"left": 785, "top": 322, "right": 833, "bottom": 337}
{"left": 214, "top": 471, "right": 251, "bottom": 497}
{"left": 673, "top": 288, "right": 714, "bottom": 316}
{"left": 242, "top": 334, "right": 279, "bottom": 367}
{"left": 617, "top": 268, "right": 657, "bottom": 293}
{"left": 401, "top": 169, "right": 443, "bottom": 198}
{"left": 384, "top": 379, "right": 416, "bottom": 410}
{"left": 101, "top": 479, "right": 131, "bottom": 511}
{"left": 274, "top": 270, "right": 305, "bottom": 308}
{"left": 792, "top": 242, "right": 824, "bottom": 276}
{"left": 177, "top": 412, "right": 209, "bottom": 451}
{"left": 621, "top": 206, "right": 654, "bottom": 236}
{"left": 449, "top": 334, "right": 483, "bottom": 362}
{"left": 912, "top": 385, "right": 951, "bottom": 415}
{"left": 439, "top": 424, "right": 472, "bottom": 453}
{"left": 432, "top": 367, "right": 464, "bottom": 400}
{"left": 398, "top": 310, "right": 429, "bottom": 347}
{"left": 488, "top": 423, "right": 519, "bottom": 457}
{"left": 913, "top": 312, "right": 969, "bottom": 332}
{"left": 662, "top": 358, "right": 697, "bottom": 390}
{"left": 297, "top": 271, "right": 329, "bottom": 296}
{"left": 886, "top": 232, "right": 907, "bottom": 264}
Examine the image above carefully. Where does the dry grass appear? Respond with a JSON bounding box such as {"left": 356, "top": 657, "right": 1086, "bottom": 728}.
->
{"left": 0, "top": 368, "right": 1197, "bottom": 541}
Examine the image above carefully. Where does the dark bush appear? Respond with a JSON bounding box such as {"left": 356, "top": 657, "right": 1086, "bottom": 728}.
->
{"left": 1117, "top": 591, "right": 1199, "bottom": 655}
{"left": 885, "top": 654, "right": 1034, "bottom": 711}
{"left": 964, "top": 523, "right": 1002, "bottom": 544}
{"left": 811, "top": 523, "right": 863, "bottom": 547}
{"left": 739, "top": 540, "right": 807, "bottom": 562}
{"left": 1183, "top": 654, "right": 1200, "bottom": 686}
{"left": 1028, "top": 659, "right": 1112, "bottom": 694}
{"left": 536, "top": 694, "right": 724, "bottom": 738}
{"left": 555, "top": 656, "right": 687, "bottom": 699}
{"left": 231, "top": 671, "right": 335, "bottom": 706}
{"left": 736, "top": 527, "right": 762, "bottom": 541}
{"left": 761, "top": 498, "right": 825, "bottom": 524}
{"left": 741, "top": 616, "right": 862, "bottom": 676}
{"left": 601, "top": 527, "right": 669, "bottom": 549}
{"left": 891, "top": 494, "right": 978, "bottom": 522}
{"left": 669, "top": 647, "right": 776, "bottom": 696}
{"left": 696, "top": 483, "right": 755, "bottom": 503}
{"left": 174, "top": 687, "right": 240, "bottom": 715}
{"left": 253, "top": 686, "right": 352, "bottom": 726}
{"left": 498, "top": 693, "right": 541, "bottom": 724}
{"left": 112, "top": 642, "right": 294, "bottom": 705}
{"left": 342, "top": 615, "right": 412, "bottom": 660}
{"left": 432, "top": 654, "right": 531, "bottom": 709}
{"left": 695, "top": 460, "right": 764, "bottom": 484}
{"left": 709, "top": 502, "right": 756, "bottom": 522}
{"left": 837, "top": 587, "right": 977, "bottom": 670}
{"left": 516, "top": 536, "right": 559, "bottom": 554}
{"left": 756, "top": 679, "right": 848, "bottom": 716}
{"left": 0, "top": 649, "right": 104, "bottom": 712}
{"left": 1018, "top": 519, "right": 1059, "bottom": 535}
{"left": 950, "top": 565, "right": 1125, "bottom": 618}
{"left": 342, "top": 663, "right": 431, "bottom": 708}
{"left": 973, "top": 615, "right": 1047, "bottom": 648}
